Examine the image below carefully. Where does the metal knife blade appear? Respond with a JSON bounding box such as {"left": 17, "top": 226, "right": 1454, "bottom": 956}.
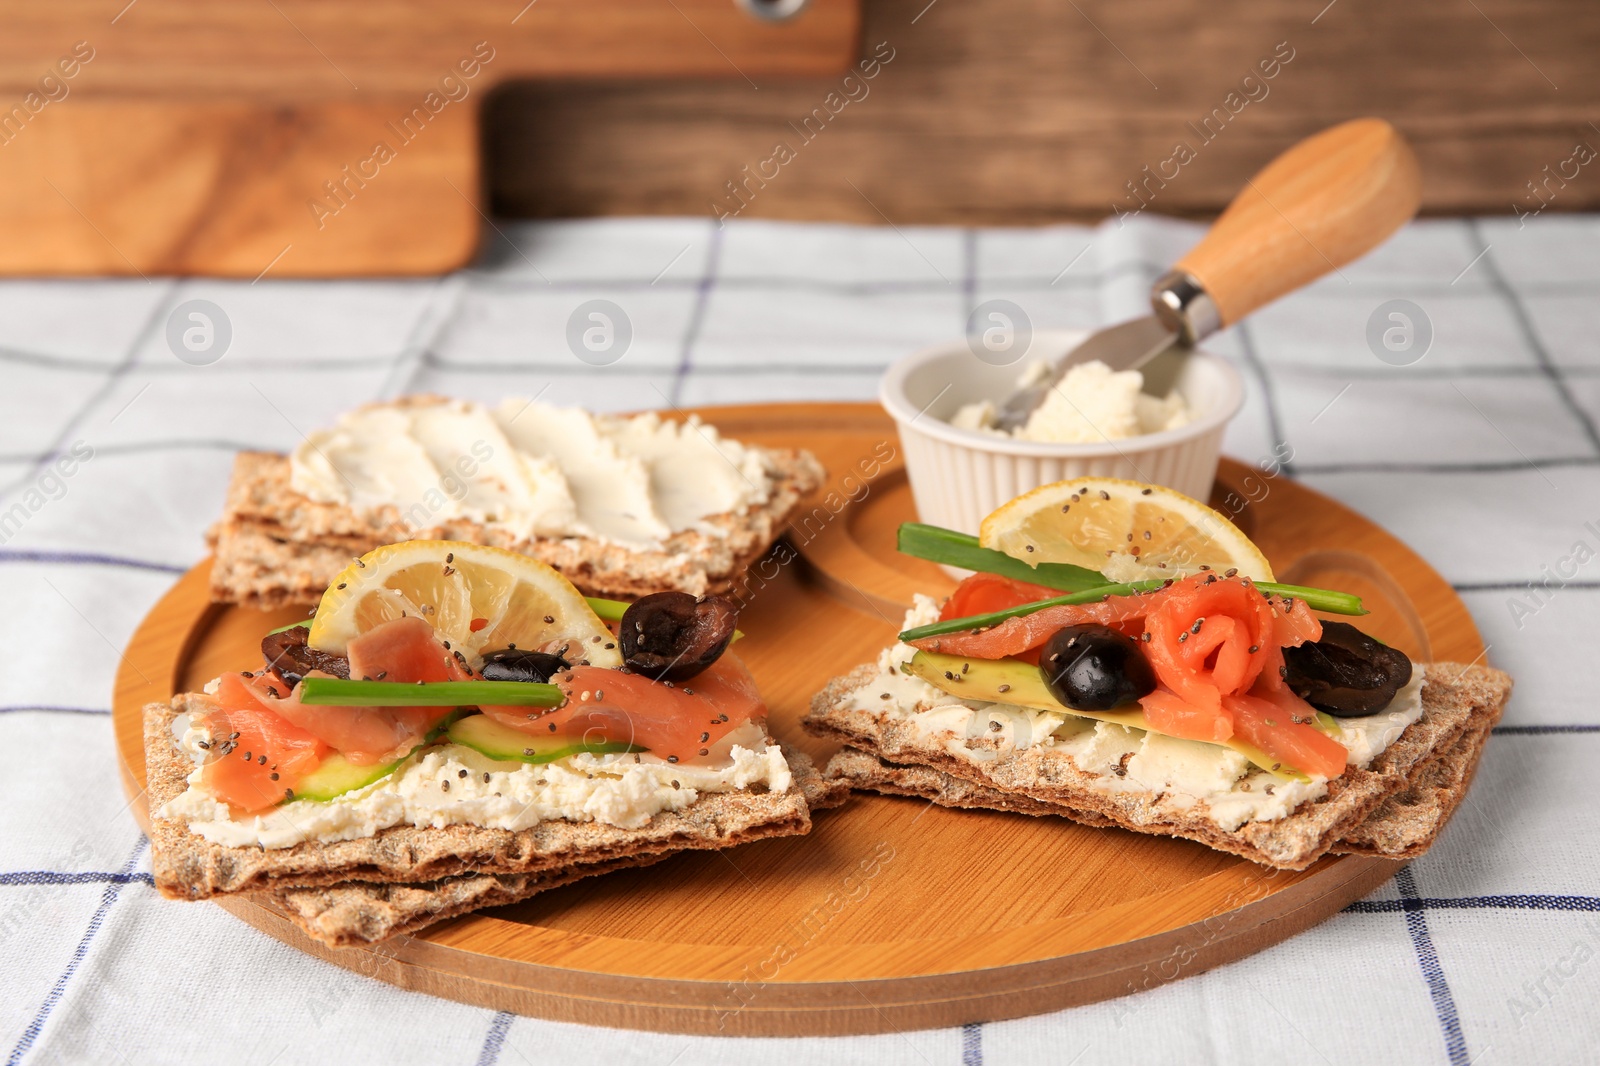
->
{"left": 990, "top": 316, "right": 1185, "bottom": 432}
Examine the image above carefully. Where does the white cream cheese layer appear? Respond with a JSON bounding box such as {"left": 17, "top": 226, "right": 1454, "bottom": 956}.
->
{"left": 158, "top": 719, "right": 791, "bottom": 850}
{"left": 951, "top": 359, "right": 1191, "bottom": 443}
{"left": 847, "top": 597, "right": 1425, "bottom": 831}
{"left": 289, "top": 397, "right": 774, "bottom": 550}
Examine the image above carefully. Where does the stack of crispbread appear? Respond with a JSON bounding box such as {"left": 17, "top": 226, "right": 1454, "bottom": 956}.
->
{"left": 206, "top": 448, "right": 825, "bottom": 611}
{"left": 808, "top": 662, "right": 1510, "bottom": 871}
{"left": 147, "top": 694, "right": 847, "bottom": 947}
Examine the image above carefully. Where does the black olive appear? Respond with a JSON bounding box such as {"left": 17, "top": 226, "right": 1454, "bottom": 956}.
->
{"left": 260, "top": 626, "right": 350, "bottom": 687}
{"left": 619, "top": 592, "right": 739, "bottom": 682}
{"left": 1282, "top": 621, "right": 1413, "bottom": 717}
{"left": 480, "top": 648, "right": 571, "bottom": 684}
{"left": 1039, "top": 624, "right": 1157, "bottom": 711}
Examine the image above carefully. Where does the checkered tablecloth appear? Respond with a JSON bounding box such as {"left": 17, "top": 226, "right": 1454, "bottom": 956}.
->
{"left": 2, "top": 214, "right": 1596, "bottom": 1065}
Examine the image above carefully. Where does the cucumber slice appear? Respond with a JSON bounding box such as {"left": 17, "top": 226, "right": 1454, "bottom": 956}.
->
{"left": 289, "top": 711, "right": 465, "bottom": 804}
{"left": 905, "top": 650, "right": 1307, "bottom": 781}
{"left": 447, "top": 713, "right": 642, "bottom": 764}
{"left": 293, "top": 753, "right": 402, "bottom": 802}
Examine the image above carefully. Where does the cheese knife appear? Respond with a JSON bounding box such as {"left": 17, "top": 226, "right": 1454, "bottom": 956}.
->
{"left": 992, "top": 118, "right": 1423, "bottom": 430}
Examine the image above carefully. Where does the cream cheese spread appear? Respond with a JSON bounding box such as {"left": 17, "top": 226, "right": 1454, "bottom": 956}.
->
{"left": 158, "top": 717, "right": 790, "bottom": 850}
{"left": 951, "top": 359, "right": 1191, "bottom": 443}
{"left": 289, "top": 397, "right": 774, "bottom": 550}
{"left": 847, "top": 596, "right": 1425, "bottom": 831}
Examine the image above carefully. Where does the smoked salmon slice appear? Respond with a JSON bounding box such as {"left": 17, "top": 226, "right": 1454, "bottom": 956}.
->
{"left": 923, "top": 572, "right": 1344, "bottom": 776}
{"left": 198, "top": 690, "right": 329, "bottom": 812}
{"left": 478, "top": 652, "right": 767, "bottom": 765}
{"left": 244, "top": 616, "right": 465, "bottom": 765}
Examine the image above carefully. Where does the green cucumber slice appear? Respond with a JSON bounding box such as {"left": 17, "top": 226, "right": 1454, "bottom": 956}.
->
{"left": 447, "top": 713, "right": 642, "bottom": 764}
{"left": 293, "top": 753, "right": 402, "bottom": 802}
{"left": 289, "top": 711, "right": 466, "bottom": 804}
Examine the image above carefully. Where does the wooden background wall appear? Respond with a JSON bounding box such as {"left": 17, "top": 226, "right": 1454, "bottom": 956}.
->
{"left": 484, "top": 0, "right": 1600, "bottom": 223}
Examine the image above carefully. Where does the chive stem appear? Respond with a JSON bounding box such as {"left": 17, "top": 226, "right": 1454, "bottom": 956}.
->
{"left": 895, "top": 523, "right": 1366, "bottom": 642}
{"left": 898, "top": 523, "right": 1106, "bottom": 591}
{"left": 584, "top": 596, "right": 629, "bottom": 622}
{"left": 297, "top": 678, "right": 564, "bottom": 707}
{"left": 900, "top": 583, "right": 1158, "bottom": 642}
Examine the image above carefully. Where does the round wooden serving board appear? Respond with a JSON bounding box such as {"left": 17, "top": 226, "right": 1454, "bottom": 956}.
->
{"left": 112, "top": 402, "right": 1484, "bottom": 1036}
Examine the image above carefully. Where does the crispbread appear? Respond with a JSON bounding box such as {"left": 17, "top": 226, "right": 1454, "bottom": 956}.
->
{"left": 1332, "top": 712, "right": 1499, "bottom": 858}
{"left": 147, "top": 693, "right": 819, "bottom": 900}
{"left": 822, "top": 708, "right": 1499, "bottom": 860}
{"left": 805, "top": 662, "right": 1512, "bottom": 871}
{"left": 260, "top": 753, "right": 850, "bottom": 947}
{"left": 206, "top": 439, "right": 826, "bottom": 610}
{"left": 266, "top": 857, "right": 673, "bottom": 948}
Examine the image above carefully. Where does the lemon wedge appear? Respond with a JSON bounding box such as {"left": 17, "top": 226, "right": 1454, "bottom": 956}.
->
{"left": 978, "top": 477, "right": 1274, "bottom": 584}
{"left": 306, "top": 540, "right": 621, "bottom": 667}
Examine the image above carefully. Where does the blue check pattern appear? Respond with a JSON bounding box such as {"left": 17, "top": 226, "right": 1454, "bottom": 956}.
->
{"left": 1, "top": 214, "right": 1596, "bottom": 1065}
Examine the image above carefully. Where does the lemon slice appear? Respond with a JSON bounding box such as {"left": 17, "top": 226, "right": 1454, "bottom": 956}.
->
{"left": 979, "top": 477, "right": 1274, "bottom": 584}
{"left": 306, "top": 540, "right": 621, "bottom": 667}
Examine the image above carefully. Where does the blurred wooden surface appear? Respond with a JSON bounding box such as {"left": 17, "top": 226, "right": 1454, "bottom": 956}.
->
{"left": 486, "top": 0, "right": 1600, "bottom": 222}
{"left": 0, "top": 101, "right": 480, "bottom": 277}
{"left": 0, "top": 0, "right": 860, "bottom": 275}
{"left": 0, "top": 0, "right": 863, "bottom": 95}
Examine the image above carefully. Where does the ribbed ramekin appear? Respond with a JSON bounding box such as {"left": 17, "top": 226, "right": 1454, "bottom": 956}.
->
{"left": 879, "top": 329, "right": 1245, "bottom": 536}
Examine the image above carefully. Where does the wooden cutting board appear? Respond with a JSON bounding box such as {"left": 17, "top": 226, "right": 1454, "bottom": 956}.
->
{"left": 110, "top": 402, "right": 1482, "bottom": 1036}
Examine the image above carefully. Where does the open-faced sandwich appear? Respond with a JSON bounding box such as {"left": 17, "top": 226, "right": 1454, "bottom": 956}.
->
{"left": 207, "top": 395, "right": 825, "bottom": 609}
{"left": 806, "top": 478, "right": 1511, "bottom": 870}
{"left": 147, "top": 541, "right": 843, "bottom": 946}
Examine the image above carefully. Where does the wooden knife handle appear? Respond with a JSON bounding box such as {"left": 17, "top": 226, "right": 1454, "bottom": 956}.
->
{"left": 1172, "top": 118, "right": 1422, "bottom": 329}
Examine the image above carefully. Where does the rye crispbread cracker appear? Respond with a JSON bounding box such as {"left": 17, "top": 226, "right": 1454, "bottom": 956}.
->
{"left": 805, "top": 662, "right": 1512, "bottom": 871}
{"left": 261, "top": 755, "right": 849, "bottom": 947}
{"left": 146, "top": 693, "right": 821, "bottom": 901}
{"left": 205, "top": 422, "right": 826, "bottom": 609}
{"left": 1332, "top": 711, "right": 1500, "bottom": 858}
{"left": 822, "top": 710, "right": 1499, "bottom": 860}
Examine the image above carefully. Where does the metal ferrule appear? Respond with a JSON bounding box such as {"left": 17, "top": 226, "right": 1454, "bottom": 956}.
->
{"left": 1150, "top": 270, "right": 1221, "bottom": 345}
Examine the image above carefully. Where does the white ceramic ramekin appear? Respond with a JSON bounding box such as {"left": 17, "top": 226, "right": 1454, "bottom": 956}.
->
{"left": 879, "top": 329, "right": 1244, "bottom": 536}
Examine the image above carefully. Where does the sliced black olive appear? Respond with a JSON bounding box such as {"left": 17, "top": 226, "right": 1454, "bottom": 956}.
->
{"left": 261, "top": 625, "right": 350, "bottom": 687}
{"left": 1039, "top": 624, "right": 1157, "bottom": 712}
{"left": 480, "top": 648, "right": 570, "bottom": 684}
{"left": 1282, "top": 620, "right": 1413, "bottom": 717}
{"left": 619, "top": 592, "right": 739, "bottom": 682}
